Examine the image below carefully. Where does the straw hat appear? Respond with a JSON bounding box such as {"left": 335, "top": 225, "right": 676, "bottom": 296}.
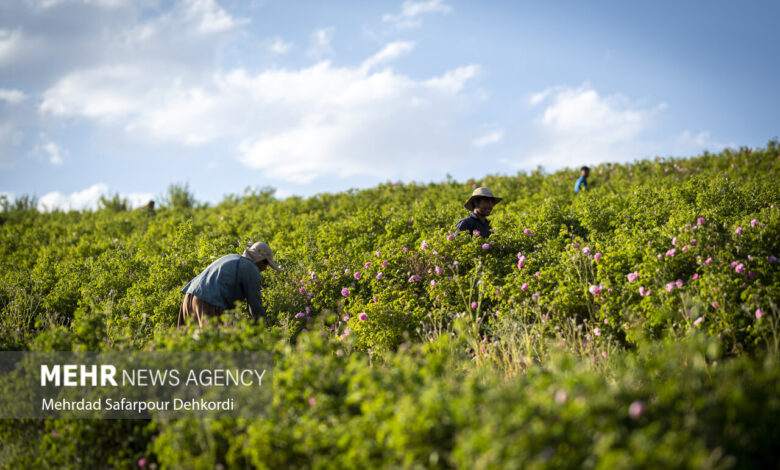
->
{"left": 464, "top": 187, "right": 502, "bottom": 211}
{"left": 242, "top": 242, "right": 280, "bottom": 270}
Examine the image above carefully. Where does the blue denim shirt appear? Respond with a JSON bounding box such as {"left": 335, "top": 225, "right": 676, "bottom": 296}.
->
{"left": 574, "top": 176, "right": 588, "bottom": 193}
{"left": 181, "top": 254, "right": 265, "bottom": 321}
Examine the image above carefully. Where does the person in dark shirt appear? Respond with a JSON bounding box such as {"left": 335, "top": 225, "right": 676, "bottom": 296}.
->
{"left": 178, "top": 241, "right": 280, "bottom": 328}
{"left": 574, "top": 166, "right": 590, "bottom": 193}
{"left": 455, "top": 187, "right": 502, "bottom": 237}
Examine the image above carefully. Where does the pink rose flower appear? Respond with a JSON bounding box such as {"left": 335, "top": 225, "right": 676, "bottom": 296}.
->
{"left": 588, "top": 285, "right": 603, "bottom": 296}
{"left": 482, "top": 243, "right": 490, "bottom": 250}
{"left": 756, "top": 309, "right": 763, "bottom": 319}
{"left": 521, "top": 283, "right": 528, "bottom": 291}
{"left": 594, "top": 252, "right": 602, "bottom": 261}
{"left": 471, "top": 301, "right": 477, "bottom": 309}
{"left": 376, "top": 272, "right": 383, "bottom": 280}
{"left": 358, "top": 313, "right": 368, "bottom": 321}
{"left": 697, "top": 217, "right": 706, "bottom": 225}
{"left": 628, "top": 401, "right": 644, "bottom": 419}
{"left": 627, "top": 271, "right": 639, "bottom": 283}
{"left": 341, "top": 288, "right": 350, "bottom": 297}
{"left": 694, "top": 316, "right": 704, "bottom": 327}
{"left": 354, "top": 271, "right": 361, "bottom": 280}
{"left": 435, "top": 265, "right": 442, "bottom": 275}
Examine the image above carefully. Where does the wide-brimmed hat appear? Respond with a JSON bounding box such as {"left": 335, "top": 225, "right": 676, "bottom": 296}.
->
{"left": 464, "top": 187, "right": 502, "bottom": 211}
{"left": 242, "top": 242, "right": 280, "bottom": 271}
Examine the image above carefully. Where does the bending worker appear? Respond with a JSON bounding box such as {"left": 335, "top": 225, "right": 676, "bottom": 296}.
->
{"left": 455, "top": 187, "right": 502, "bottom": 238}
{"left": 178, "top": 241, "right": 279, "bottom": 327}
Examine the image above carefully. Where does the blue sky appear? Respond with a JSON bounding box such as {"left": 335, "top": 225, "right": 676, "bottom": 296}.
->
{"left": 0, "top": 0, "right": 778, "bottom": 210}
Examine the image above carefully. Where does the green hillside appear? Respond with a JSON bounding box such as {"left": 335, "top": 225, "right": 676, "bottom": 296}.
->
{"left": 1, "top": 141, "right": 778, "bottom": 468}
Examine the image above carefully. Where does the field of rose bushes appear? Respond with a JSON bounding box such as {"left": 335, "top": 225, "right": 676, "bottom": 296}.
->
{"left": 1, "top": 141, "right": 779, "bottom": 468}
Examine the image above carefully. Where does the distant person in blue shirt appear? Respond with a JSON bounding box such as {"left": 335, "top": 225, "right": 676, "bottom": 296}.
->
{"left": 178, "top": 241, "right": 280, "bottom": 328}
{"left": 574, "top": 166, "right": 590, "bottom": 194}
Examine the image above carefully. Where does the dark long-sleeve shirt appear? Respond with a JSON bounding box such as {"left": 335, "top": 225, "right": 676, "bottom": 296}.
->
{"left": 181, "top": 254, "right": 265, "bottom": 321}
{"left": 455, "top": 213, "right": 492, "bottom": 237}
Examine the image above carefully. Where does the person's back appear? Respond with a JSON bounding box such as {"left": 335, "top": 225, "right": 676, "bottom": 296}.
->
{"left": 178, "top": 242, "right": 279, "bottom": 327}
{"left": 181, "top": 254, "right": 260, "bottom": 311}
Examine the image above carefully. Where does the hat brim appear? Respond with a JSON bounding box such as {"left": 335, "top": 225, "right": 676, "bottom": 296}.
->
{"left": 266, "top": 259, "right": 280, "bottom": 271}
{"left": 464, "top": 196, "right": 502, "bottom": 212}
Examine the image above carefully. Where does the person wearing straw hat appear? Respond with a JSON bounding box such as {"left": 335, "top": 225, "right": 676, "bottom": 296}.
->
{"left": 455, "top": 187, "right": 502, "bottom": 238}
{"left": 178, "top": 241, "right": 280, "bottom": 327}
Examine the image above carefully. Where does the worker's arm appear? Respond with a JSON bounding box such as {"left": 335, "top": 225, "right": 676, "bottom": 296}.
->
{"left": 241, "top": 264, "right": 266, "bottom": 322}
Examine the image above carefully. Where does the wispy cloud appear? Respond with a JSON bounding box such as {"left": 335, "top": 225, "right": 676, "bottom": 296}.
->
{"left": 307, "top": 27, "right": 335, "bottom": 59}
{"left": 360, "top": 41, "right": 415, "bottom": 72}
{"left": 0, "top": 29, "right": 24, "bottom": 65}
{"left": 383, "top": 0, "right": 451, "bottom": 29}
{"left": 32, "top": 135, "right": 67, "bottom": 166}
{"left": 472, "top": 129, "right": 504, "bottom": 148}
{"left": 266, "top": 36, "right": 292, "bottom": 55}
{"left": 0, "top": 88, "right": 26, "bottom": 104}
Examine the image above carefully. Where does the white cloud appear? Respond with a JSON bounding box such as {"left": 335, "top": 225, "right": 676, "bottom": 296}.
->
{"left": 31, "top": 136, "right": 67, "bottom": 165}
{"left": 266, "top": 36, "right": 292, "bottom": 55}
{"left": 424, "top": 65, "right": 480, "bottom": 93}
{"left": 125, "top": 192, "right": 156, "bottom": 208}
{"left": 360, "top": 41, "right": 415, "bottom": 72}
{"left": 131, "top": 0, "right": 247, "bottom": 39}
{"left": 0, "top": 88, "right": 26, "bottom": 104}
{"left": 307, "top": 27, "right": 334, "bottom": 59}
{"left": 472, "top": 129, "right": 504, "bottom": 148}
{"left": 517, "top": 85, "right": 664, "bottom": 169}
{"left": 0, "top": 29, "right": 24, "bottom": 65}
{"left": 235, "top": 61, "right": 480, "bottom": 183}
{"left": 39, "top": 38, "right": 482, "bottom": 184}
{"left": 41, "top": 65, "right": 149, "bottom": 121}
{"left": 383, "top": 0, "right": 452, "bottom": 29}
{"left": 36, "top": 184, "right": 154, "bottom": 211}
{"left": 38, "top": 183, "right": 108, "bottom": 211}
